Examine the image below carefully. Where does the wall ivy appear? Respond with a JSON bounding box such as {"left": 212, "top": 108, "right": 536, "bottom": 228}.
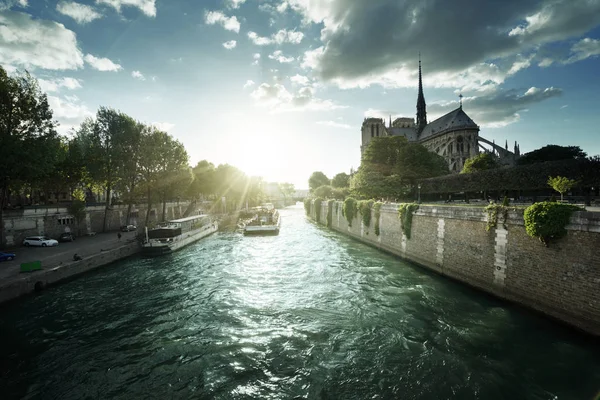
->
{"left": 303, "top": 198, "right": 311, "bottom": 216}
{"left": 314, "top": 197, "right": 324, "bottom": 223}
{"left": 397, "top": 203, "right": 419, "bottom": 239}
{"left": 358, "top": 200, "right": 374, "bottom": 228}
{"left": 343, "top": 197, "right": 358, "bottom": 227}
{"left": 327, "top": 199, "right": 334, "bottom": 227}
{"left": 373, "top": 201, "right": 383, "bottom": 236}
{"left": 485, "top": 204, "right": 509, "bottom": 231}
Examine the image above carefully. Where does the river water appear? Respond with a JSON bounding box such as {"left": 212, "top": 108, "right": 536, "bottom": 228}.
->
{"left": 0, "top": 204, "right": 599, "bottom": 399}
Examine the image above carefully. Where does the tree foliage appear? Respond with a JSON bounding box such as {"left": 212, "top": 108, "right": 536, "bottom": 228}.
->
{"left": 518, "top": 145, "right": 586, "bottom": 165}
{"left": 0, "top": 67, "right": 59, "bottom": 244}
{"left": 547, "top": 176, "right": 576, "bottom": 202}
{"left": 351, "top": 136, "right": 448, "bottom": 199}
{"left": 331, "top": 172, "right": 350, "bottom": 188}
{"left": 524, "top": 202, "right": 581, "bottom": 246}
{"left": 308, "top": 171, "right": 330, "bottom": 192}
{"left": 461, "top": 153, "right": 499, "bottom": 174}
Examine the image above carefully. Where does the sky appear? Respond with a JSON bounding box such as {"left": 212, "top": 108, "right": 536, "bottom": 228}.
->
{"left": 1, "top": 0, "right": 599, "bottom": 189}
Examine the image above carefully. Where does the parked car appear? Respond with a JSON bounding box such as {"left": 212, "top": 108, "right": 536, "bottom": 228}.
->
{"left": 0, "top": 251, "right": 16, "bottom": 262}
{"left": 58, "top": 232, "right": 76, "bottom": 242}
{"left": 23, "top": 236, "right": 59, "bottom": 247}
{"left": 120, "top": 225, "right": 137, "bottom": 232}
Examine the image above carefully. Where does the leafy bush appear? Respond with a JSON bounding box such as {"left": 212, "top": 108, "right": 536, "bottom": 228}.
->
{"left": 343, "top": 197, "right": 358, "bottom": 227}
{"left": 373, "top": 201, "right": 383, "bottom": 235}
{"left": 397, "top": 203, "right": 419, "bottom": 239}
{"left": 358, "top": 200, "right": 374, "bottom": 227}
{"left": 303, "top": 198, "right": 311, "bottom": 216}
{"left": 327, "top": 199, "right": 334, "bottom": 227}
{"left": 314, "top": 197, "right": 324, "bottom": 223}
{"left": 524, "top": 202, "right": 580, "bottom": 246}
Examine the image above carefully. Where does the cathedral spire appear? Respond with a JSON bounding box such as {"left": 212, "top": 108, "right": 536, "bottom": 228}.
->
{"left": 416, "top": 53, "right": 427, "bottom": 135}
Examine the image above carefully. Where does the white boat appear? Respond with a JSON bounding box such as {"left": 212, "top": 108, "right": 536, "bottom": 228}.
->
{"left": 142, "top": 214, "right": 218, "bottom": 256}
{"left": 243, "top": 207, "right": 281, "bottom": 236}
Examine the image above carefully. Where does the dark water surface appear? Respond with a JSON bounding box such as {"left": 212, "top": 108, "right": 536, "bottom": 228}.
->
{"left": 1, "top": 204, "right": 599, "bottom": 399}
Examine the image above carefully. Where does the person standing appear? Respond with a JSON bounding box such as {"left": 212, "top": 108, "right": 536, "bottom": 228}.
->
{"left": 117, "top": 232, "right": 122, "bottom": 241}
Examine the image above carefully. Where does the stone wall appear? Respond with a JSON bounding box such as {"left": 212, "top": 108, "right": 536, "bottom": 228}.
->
{"left": 311, "top": 202, "right": 600, "bottom": 336}
{"left": 2, "top": 202, "right": 189, "bottom": 247}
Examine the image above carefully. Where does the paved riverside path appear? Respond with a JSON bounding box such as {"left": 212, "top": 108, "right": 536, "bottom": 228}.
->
{"left": 0, "top": 231, "right": 139, "bottom": 284}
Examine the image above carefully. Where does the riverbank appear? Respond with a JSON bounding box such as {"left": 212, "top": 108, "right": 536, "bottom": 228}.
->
{"left": 0, "top": 232, "right": 140, "bottom": 305}
{"left": 308, "top": 201, "right": 600, "bottom": 337}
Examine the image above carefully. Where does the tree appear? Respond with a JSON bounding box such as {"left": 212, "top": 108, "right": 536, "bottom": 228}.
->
{"left": 278, "top": 182, "right": 295, "bottom": 204}
{"left": 331, "top": 172, "right": 350, "bottom": 188}
{"left": 188, "top": 160, "right": 216, "bottom": 201}
{"left": 113, "top": 118, "right": 143, "bottom": 224}
{"left": 518, "top": 145, "right": 587, "bottom": 165}
{"left": 313, "top": 185, "right": 334, "bottom": 198}
{"left": 548, "top": 176, "right": 576, "bottom": 202}
{"left": 352, "top": 136, "right": 448, "bottom": 199}
{"left": 461, "top": 153, "right": 499, "bottom": 174}
{"left": 0, "top": 67, "right": 59, "bottom": 245}
{"left": 309, "top": 171, "right": 330, "bottom": 192}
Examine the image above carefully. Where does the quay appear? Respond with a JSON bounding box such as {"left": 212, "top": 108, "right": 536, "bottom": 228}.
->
{"left": 0, "top": 231, "right": 140, "bottom": 305}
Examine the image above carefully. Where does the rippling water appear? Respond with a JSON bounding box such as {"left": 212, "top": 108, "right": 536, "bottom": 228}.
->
{"left": 1, "top": 204, "right": 599, "bottom": 399}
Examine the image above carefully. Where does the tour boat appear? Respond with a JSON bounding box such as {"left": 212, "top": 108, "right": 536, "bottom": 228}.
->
{"left": 142, "top": 214, "right": 218, "bottom": 256}
{"left": 243, "top": 205, "right": 281, "bottom": 236}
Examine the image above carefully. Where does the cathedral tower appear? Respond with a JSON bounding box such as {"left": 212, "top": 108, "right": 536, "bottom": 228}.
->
{"left": 416, "top": 56, "right": 427, "bottom": 135}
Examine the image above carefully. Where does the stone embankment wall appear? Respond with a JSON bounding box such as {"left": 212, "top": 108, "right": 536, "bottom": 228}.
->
{"left": 310, "top": 202, "right": 600, "bottom": 336}
{"left": 2, "top": 202, "right": 190, "bottom": 246}
{"left": 0, "top": 242, "right": 140, "bottom": 304}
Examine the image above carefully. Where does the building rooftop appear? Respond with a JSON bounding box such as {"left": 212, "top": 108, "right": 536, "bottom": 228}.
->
{"left": 419, "top": 107, "right": 478, "bottom": 140}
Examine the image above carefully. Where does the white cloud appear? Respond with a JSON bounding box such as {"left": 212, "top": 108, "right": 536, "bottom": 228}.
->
{"left": 565, "top": 37, "right": 600, "bottom": 64}
{"left": 247, "top": 29, "right": 304, "bottom": 45}
{"left": 227, "top": 0, "right": 246, "bottom": 8}
{"left": 243, "top": 79, "right": 255, "bottom": 88}
{"left": 204, "top": 11, "right": 240, "bottom": 33}
{"left": 290, "top": 74, "right": 310, "bottom": 85}
{"left": 268, "top": 50, "right": 295, "bottom": 63}
{"left": 250, "top": 82, "right": 346, "bottom": 112}
{"left": 0, "top": 11, "right": 84, "bottom": 70}
{"left": 247, "top": 31, "right": 272, "bottom": 45}
{"left": 131, "top": 70, "right": 145, "bottom": 80}
{"left": 252, "top": 53, "right": 261, "bottom": 65}
{"left": 38, "top": 77, "right": 82, "bottom": 93}
{"left": 96, "top": 0, "right": 156, "bottom": 17}
{"left": 153, "top": 122, "right": 175, "bottom": 132}
{"left": 316, "top": 120, "right": 352, "bottom": 129}
{"left": 223, "top": 40, "right": 237, "bottom": 50}
{"left": 0, "top": 0, "right": 28, "bottom": 10}
{"left": 48, "top": 94, "right": 94, "bottom": 134}
{"left": 84, "top": 54, "right": 122, "bottom": 71}
{"left": 57, "top": 1, "right": 102, "bottom": 24}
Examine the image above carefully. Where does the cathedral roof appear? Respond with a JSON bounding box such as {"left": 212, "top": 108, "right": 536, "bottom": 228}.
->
{"left": 387, "top": 127, "right": 418, "bottom": 141}
{"left": 419, "top": 107, "right": 478, "bottom": 140}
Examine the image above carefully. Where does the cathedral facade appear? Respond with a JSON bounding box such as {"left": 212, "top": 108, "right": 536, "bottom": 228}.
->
{"left": 361, "top": 61, "right": 519, "bottom": 172}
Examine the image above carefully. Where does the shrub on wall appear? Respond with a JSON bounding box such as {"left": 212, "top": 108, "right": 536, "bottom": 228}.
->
{"left": 485, "top": 203, "right": 509, "bottom": 231}
{"left": 327, "top": 199, "right": 334, "bottom": 227}
{"left": 342, "top": 197, "right": 358, "bottom": 227}
{"left": 314, "top": 197, "right": 324, "bottom": 223}
{"left": 303, "top": 198, "right": 311, "bottom": 216}
{"left": 373, "top": 201, "right": 383, "bottom": 236}
{"left": 358, "top": 200, "right": 374, "bottom": 228}
{"left": 397, "top": 203, "right": 419, "bottom": 239}
{"left": 524, "top": 202, "right": 581, "bottom": 246}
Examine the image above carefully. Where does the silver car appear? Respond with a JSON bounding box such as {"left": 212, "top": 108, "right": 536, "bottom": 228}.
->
{"left": 23, "top": 236, "right": 59, "bottom": 247}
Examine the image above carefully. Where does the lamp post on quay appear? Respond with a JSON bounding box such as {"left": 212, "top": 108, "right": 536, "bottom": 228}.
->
{"left": 417, "top": 183, "right": 422, "bottom": 204}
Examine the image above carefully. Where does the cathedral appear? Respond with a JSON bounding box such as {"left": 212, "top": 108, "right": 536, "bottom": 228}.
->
{"left": 360, "top": 61, "right": 520, "bottom": 172}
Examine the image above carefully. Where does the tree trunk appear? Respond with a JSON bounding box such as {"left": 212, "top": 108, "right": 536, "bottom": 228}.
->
{"left": 145, "top": 186, "right": 152, "bottom": 227}
{"left": 162, "top": 193, "right": 167, "bottom": 222}
{"left": 103, "top": 183, "right": 111, "bottom": 232}
{"left": 0, "top": 184, "right": 6, "bottom": 247}
{"left": 126, "top": 201, "right": 133, "bottom": 225}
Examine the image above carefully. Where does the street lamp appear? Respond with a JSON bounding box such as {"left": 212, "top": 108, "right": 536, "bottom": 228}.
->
{"left": 417, "top": 183, "right": 422, "bottom": 204}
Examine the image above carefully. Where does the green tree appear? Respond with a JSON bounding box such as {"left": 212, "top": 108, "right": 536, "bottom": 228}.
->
{"left": 518, "top": 145, "right": 586, "bottom": 165}
{"left": 331, "top": 172, "right": 350, "bottom": 188}
{"left": 352, "top": 136, "right": 448, "bottom": 199}
{"left": 461, "top": 153, "right": 499, "bottom": 174}
{"left": 0, "top": 67, "right": 59, "bottom": 245}
{"left": 308, "top": 171, "right": 330, "bottom": 192}
{"left": 113, "top": 118, "right": 143, "bottom": 224}
{"left": 313, "top": 185, "right": 335, "bottom": 198}
{"left": 188, "top": 160, "right": 216, "bottom": 201}
{"left": 547, "top": 176, "right": 576, "bottom": 202}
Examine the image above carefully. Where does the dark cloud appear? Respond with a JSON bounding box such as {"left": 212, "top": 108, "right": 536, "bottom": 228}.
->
{"left": 428, "top": 86, "right": 563, "bottom": 127}
{"left": 296, "top": 0, "right": 600, "bottom": 86}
